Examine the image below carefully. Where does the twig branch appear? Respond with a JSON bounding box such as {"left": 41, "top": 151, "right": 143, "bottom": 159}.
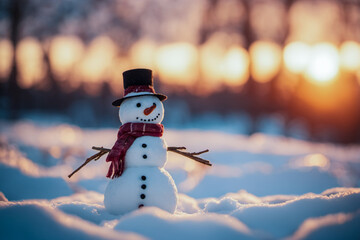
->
{"left": 167, "top": 146, "right": 212, "bottom": 166}
{"left": 68, "top": 145, "right": 212, "bottom": 178}
{"left": 68, "top": 147, "right": 110, "bottom": 178}
{"left": 92, "top": 146, "right": 111, "bottom": 152}
{"left": 190, "top": 149, "right": 209, "bottom": 155}
{"left": 168, "top": 147, "right": 186, "bottom": 150}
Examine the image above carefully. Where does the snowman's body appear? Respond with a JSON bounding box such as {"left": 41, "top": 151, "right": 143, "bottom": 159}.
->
{"left": 104, "top": 94, "right": 178, "bottom": 215}
{"left": 104, "top": 162, "right": 177, "bottom": 214}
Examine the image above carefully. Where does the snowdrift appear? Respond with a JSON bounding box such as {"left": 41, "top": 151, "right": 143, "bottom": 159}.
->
{"left": 0, "top": 120, "right": 359, "bottom": 239}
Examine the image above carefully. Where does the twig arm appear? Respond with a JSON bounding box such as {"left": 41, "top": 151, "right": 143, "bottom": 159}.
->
{"left": 69, "top": 145, "right": 212, "bottom": 178}
{"left": 68, "top": 146, "right": 110, "bottom": 178}
{"left": 167, "top": 147, "right": 186, "bottom": 151}
{"left": 167, "top": 146, "right": 212, "bottom": 166}
{"left": 92, "top": 146, "right": 111, "bottom": 152}
{"left": 190, "top": 149, "right": 209, "bottom": 155}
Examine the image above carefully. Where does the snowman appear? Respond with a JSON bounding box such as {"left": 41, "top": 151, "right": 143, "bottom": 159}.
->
{"left": 67, "top": 68, "right": 211, "bottom": 214}
{"left": 103, "top": 68, "right": 177, "bottom": 215}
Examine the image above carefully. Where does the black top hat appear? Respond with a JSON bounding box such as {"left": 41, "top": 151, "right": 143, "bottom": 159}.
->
{"left": 112, "top": 68, "right": 167, "bottom": 106}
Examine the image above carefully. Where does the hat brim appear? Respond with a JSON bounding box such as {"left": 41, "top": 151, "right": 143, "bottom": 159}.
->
{"left": 112, "top": 93, "right": 167, "bottom": 106}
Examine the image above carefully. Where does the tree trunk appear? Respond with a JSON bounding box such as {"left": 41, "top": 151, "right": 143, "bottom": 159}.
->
{"left": 8, "top": 0, "right": 23, "bottom": 119}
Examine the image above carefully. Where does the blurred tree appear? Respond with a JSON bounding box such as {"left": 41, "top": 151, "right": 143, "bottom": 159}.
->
{"left": 0, "top": 0, "right": 359, "bottom": 142}
{"left": 7, "top": 0, "right": 24, "bottom": 119}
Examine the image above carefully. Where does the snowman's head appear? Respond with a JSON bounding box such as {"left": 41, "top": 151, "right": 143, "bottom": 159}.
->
{"left": 119, "top": 95, "right": 164, "bottom": 124}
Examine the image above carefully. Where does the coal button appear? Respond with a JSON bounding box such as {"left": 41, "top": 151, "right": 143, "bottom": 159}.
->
{"left": 142, "top": 143, "right": 147, "bottom": 148}
{"left": 140, "top": 194, "right": 146, "bottom": 199}
{"left": 138, "top": 204, "right": 144, "bottom": 208}
{"left": 141, "top": 176, "right": 146, "bottom": 181}
{"left": 141, "top": 184, "right": 147, "bottom": 189}
{"left": 143, "top": 154, "right": 147, "bottom": 159}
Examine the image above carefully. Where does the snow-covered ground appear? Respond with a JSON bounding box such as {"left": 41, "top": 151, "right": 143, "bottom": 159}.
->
{"left": 1, "top": 120, "right": 360, "bottom": 239}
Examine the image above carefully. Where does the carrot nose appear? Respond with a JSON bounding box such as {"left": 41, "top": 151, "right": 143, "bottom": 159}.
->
{"left": 144, "top": 103, "right": 156, "bottom": 115}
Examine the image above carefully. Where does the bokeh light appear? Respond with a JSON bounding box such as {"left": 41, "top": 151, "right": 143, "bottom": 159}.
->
{"left": 199, "top": 37, "right": 226, "bottom": 90}
{"left": 339, "top": 41, "right": 360, "bottom": 72}
{"left": 222, "top": 46, "right": 249, "bottom": 86}
{"left": 305, "top": 43, "right": 339, "bottom": 84}
{"left": 0, "top": 39, "right": 13, "bottom": 80}
{"left": 250, "top": 41, "right": 282, "bottom": 83}
{"left": 156, "top": 42, "right": 198, "bottom": 87}
{"left": 130, "top": 39, "right": 157, "bottom": 70}
{"left": 74, "top": 36, "right": 118, "bottom": 95}
{"left": 49, "top": 36, "right": 84, "bottom": 80}
{"left": 0, "top": 0, "right": 359, "bottom": 145}
{"left": 283, "top": 42, "right": 311, "bottom": 74}
{"left": 76, "top": 36, "right": 117, "bottom": 83}
{"left": 16, "top": 37, "right": 47, "bottom": 88}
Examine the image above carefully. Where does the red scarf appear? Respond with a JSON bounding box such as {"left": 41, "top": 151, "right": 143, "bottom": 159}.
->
{"left": 106, "top": 123, "right": 164, "bottom": 178}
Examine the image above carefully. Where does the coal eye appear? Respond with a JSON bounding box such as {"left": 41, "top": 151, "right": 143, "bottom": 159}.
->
{"left": 153, "top": 103, "right": 156, "bottom": 106}
{"left": 136, "top": 103, "right": 141, "bottom": 108}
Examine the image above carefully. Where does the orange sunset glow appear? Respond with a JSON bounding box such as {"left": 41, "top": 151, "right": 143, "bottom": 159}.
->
{"left": 4, "top": 36, "right": 357, "bottom": 91}
{"left": 1, "top": 0, "right": 359, "bottom": 143}
{"left": 1, "top": 2, "right": 360, "bottom": 238}
{"left": 305, "top": 43, "right": 339, "bottom": 85}
{"left": 250, "top": 41, "right": 282, "bottom": 83}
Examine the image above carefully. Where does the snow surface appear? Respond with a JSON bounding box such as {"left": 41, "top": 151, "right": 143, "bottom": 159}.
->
{"left": 0, "top": 120, "right": 360, "bottom": 239}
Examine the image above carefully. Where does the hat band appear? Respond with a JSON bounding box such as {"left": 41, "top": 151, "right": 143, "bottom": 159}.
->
{"left": 124, "top": 85, "right": 155, "bottom": 96}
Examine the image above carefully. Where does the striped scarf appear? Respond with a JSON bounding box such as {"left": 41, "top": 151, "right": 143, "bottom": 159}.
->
{"left": 106, "top": 122, "right": 164, "bottom": 178}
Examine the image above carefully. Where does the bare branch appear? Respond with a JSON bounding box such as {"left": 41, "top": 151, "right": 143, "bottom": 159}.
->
{"left": 92, "top": 146, "right": 111, "bottom": 152}
{"left": 68, "top": 145, "right": 212, "bottom": 178}
{"left": 167, "top": 146, "right": 186, "bottom": 151}
{"left": 68, "top": 146, "right": 110, "bottom": 178}
{"left": 167, "top": 146, "right": 212, "bottom": 166}
{"left": 190, "top": 149, "right": 209, "bottom": 155}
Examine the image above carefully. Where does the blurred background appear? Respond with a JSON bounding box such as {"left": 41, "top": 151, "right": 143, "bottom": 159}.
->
{"left": 0, "top": 0, "right": 359, "bottom": 143}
